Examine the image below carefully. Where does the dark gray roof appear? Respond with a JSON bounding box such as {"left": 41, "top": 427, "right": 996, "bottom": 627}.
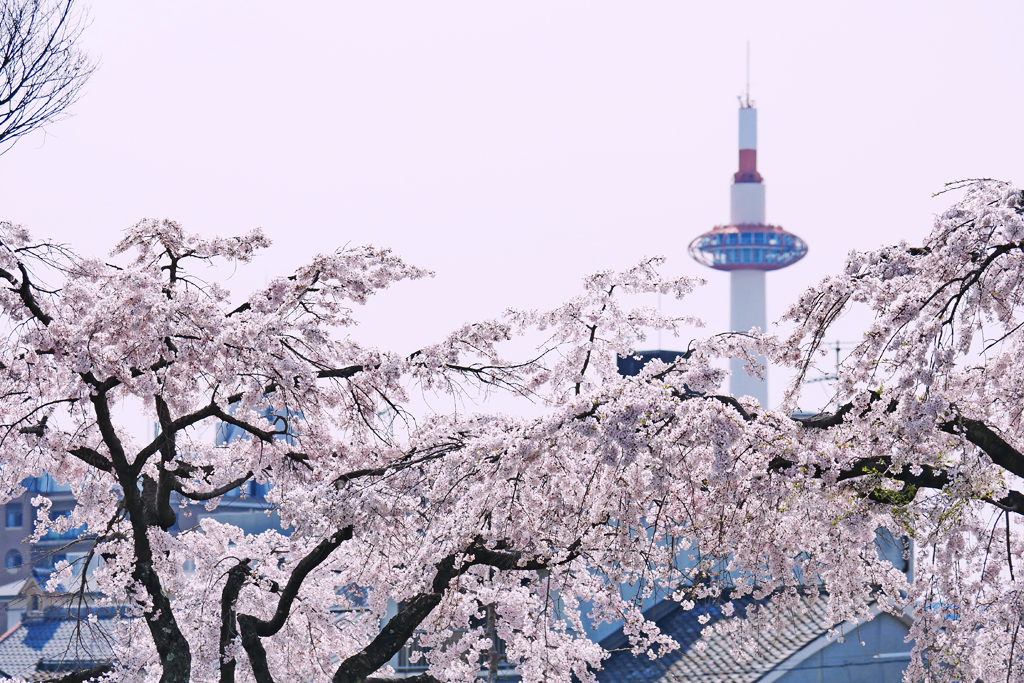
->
{"left": 0, "top": 614, "right": 116, "bottom": 680}
{"left": 597, "top": 591, "right": 836, "bottom": 683}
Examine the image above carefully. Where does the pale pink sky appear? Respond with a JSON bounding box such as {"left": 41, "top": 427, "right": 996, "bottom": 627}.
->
{"left": 1, "top": 1, "right": 1021, "bottom": 415}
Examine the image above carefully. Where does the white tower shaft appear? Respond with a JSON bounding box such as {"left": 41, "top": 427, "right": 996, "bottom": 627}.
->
{"left": 730, "top": 271, "right": 767, "bottom": 404}
{"left": 729, "top": 107, "right": 768, "bottom": 406}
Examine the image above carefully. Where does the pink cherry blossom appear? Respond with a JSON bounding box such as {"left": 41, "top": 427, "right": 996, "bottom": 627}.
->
{"left": 0, "top": 183, "right": 1022, "bottom": 682}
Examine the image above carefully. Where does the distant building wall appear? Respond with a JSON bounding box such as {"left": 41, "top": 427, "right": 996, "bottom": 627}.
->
{"left": 770, "top": 613, "right": 912, "bottom": 683}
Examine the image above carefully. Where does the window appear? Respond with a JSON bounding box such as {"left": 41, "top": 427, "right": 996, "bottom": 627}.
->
{"left": 41, "top": 510, "right": 81, "bottom": 541}
{"left": 5, "top": 502, "right": 22, "bottom": 528}
{"left": 35, "top": 552, "right": 66, "bottom": 570}
{"left": 5, "top": 548, "right": 22, "bottom": 574}
{"left": 26, "top": 473, "right": 71, "bottom": 493}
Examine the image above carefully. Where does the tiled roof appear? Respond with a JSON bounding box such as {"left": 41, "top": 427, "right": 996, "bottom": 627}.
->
{"left": 597, "top": 591, "right": 837, "bottom": 683}
{"left": 0, "top": 613, "right": 116, "bottom": 680}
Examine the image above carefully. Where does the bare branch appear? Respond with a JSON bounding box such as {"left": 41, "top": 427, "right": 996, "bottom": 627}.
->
{"left": 939, "top": 415, "right": 1024, "bottom": 481}
{"left": 39, "top": 664, "right": 113, "bottom": 683}
{"left": 173, "top": 471, "right": 254, "bottom": 502}
{"left": 68, "top": 446, "right": 111, "bottom": 472}
{"left": 0, "top": 0, "right": 95, "bottom": 153}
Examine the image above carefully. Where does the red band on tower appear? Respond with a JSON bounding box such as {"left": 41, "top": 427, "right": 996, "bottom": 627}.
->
{"left": 734, "top": 149, "right": 762, "bottom": 183}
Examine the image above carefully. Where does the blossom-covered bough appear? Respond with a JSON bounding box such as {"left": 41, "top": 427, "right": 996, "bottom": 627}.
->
{"left": 778, "top": 179, "right": 1024, "bottom": 683}
{"left": 0, "top": 180, "right": 1022, "bottom": 683}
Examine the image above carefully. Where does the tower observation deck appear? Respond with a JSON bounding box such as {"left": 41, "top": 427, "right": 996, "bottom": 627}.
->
{"left": 688, "top": 102, "right": 807, "bottom": 405}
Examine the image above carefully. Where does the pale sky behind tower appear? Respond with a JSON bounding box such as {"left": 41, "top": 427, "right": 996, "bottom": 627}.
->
{"left": 1, "top": 1, "right": 1021, "bottom": 427}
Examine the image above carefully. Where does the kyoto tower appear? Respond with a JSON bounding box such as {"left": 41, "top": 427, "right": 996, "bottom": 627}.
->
{"left": 688, "top": 97, "right": 807, "bottom": 406}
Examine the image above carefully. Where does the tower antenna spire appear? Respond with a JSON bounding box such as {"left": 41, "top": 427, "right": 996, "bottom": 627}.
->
{"left": 745, "top": 41, "right": 751, "bottom": 107}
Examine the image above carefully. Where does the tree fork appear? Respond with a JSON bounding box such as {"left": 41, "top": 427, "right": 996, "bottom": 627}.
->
{"left": 89, "top": 390, "right": 191, "bottom": 683}
{"left": 332, "top": 538, "right": 583, "bottom": 683}
{"left": 153, "top": 395, "right": 180, "bottom": 530}
{"left": 233, "top": 527, "right": 354, "bottom": 682}
{"left": 219, "top": 559, "right": 251, "bottom": 683}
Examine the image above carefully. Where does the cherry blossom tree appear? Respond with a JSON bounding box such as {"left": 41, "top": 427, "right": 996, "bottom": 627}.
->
{"left": 0, "top": 179, "right": 1022, "bottom": 683}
